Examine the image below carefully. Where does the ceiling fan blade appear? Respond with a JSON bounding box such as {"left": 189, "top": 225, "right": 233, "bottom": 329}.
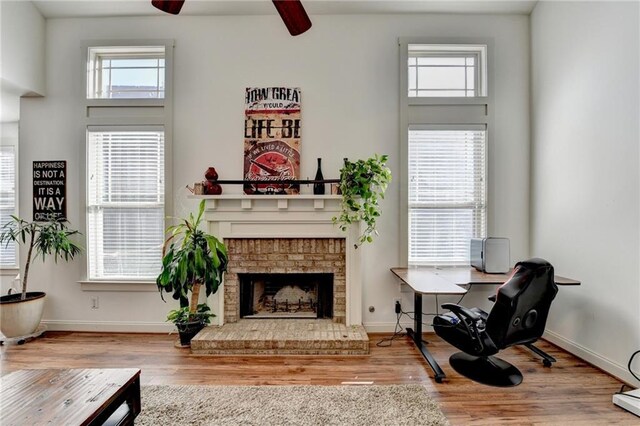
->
{"left": 272, "top": 0, "right": 312, "bottom": 36}
{"left": 151, "top": 0, "right": 185, "bottom": 15}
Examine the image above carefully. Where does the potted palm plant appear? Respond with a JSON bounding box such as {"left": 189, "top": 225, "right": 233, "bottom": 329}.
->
{"left": 0, "top": 216, "right": 82, "bottom": 338}
{"left": 157, "top": 200, "right": 227, "bottom": 347}
{"left": 333, "top": 154, "right": 392, "bottom": 247}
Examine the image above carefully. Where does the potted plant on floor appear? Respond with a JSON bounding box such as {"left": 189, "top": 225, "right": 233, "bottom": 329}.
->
{"left": 0, "top": 216, "right": 82, "bottom": 339}
{"left": 157, "top": 200, "right": 228, "bottom": 347}
{"left": 333, "top": 154, "right": 392, "bottom": 248}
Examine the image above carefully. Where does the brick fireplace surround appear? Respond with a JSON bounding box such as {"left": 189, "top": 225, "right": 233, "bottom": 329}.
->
{"left": 224, "top": 238, "right": 347, "bottom": 324}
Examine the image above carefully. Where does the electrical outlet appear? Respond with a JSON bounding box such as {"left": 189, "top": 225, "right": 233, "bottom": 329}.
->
{"left": 394, "top": 298, "right": 402, "bottom": 314}
{"left": 91, "top": 296, "right": 99, "bottom": 310}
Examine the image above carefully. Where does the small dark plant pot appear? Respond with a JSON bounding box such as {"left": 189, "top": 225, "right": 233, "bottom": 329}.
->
{"left": 176, "top": 320, "right": 205, "bottom": 347}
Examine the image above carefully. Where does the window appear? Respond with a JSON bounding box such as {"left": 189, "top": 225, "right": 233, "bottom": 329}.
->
{"left": 400, "top": 39, "right": 492, "bottom": 266}
{"left": 0, "top": 145, "right": 17, "bottom": 268}
{"left": 82, "top": 40, "right": 172, "bottom": 285}
{"left": 408, "top": 44, "right": 487, "bottom": 97}
{"left": 87, "top": 129, "right": 165, "bottom": 280}
{"left": 87, "top": 46, "right": 165, "bottom": 99}
{"left": 408, "top": 127, "right": 486, "bottom": 265}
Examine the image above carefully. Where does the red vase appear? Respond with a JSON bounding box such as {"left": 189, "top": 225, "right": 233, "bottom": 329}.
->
{"left": 203, "top": 181, "right": 222, "bottom": 195}
{"left": 204, "top": 167, "right": 219, "bottom": 181}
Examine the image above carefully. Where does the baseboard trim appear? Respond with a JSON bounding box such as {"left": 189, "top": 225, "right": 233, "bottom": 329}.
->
{"left": 363, "top": 321, "right": 432, "bottom": 333}
{"left": 42, "top": 320, "right": 431, "bottom": 335}
{"left": 42, "top": 319, "right": 173, "bottom": 333}
{"left": 544, "top": 329, "right": 637, "bottom": 386}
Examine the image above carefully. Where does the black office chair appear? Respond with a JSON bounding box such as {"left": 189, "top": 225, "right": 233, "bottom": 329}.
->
{"left": 433, "top": 258, "right": 557, "bottom": 387}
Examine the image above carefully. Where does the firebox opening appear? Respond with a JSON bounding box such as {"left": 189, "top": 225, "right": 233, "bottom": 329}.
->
{"left": 239, "top": 273, "right": 333, "bottom": 319}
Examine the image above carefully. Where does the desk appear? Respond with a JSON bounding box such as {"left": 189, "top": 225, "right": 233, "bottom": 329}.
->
{"left": 390, "top": 266, "right": 580, "bottom": 382}
{"left": 420, "top": 266, "right": 580, "bottom": 287}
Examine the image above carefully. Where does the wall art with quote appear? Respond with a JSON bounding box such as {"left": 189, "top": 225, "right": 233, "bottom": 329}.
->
{"left": 243, "top": 87, "right": 301, "bottom": 195}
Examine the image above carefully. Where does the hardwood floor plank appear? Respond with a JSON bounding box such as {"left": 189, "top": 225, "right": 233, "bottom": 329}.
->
{"left": 0, "top": 331, "right": 636, "bottom": 424}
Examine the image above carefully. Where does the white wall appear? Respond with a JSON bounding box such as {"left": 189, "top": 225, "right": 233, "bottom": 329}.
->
{"left": 0, "top": 0, "right": 44, "bottom": 290}
{"left": 531, "top": 1, "right": 640, "bottom": 384}
{"left": 18, "top": 13, "right": 530, "bottom": 332}
{"left": 0, "top": 0, "right": 46, "bottom": 122}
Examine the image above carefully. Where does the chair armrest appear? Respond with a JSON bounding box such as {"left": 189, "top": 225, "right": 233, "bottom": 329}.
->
{"left": 440, "top": 303, "right": 487, "bottom": 353}
{"left": 441, "top": 303, "right": 481, "bottom": 322}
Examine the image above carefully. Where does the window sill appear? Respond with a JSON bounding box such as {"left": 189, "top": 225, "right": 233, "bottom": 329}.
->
{"left": 84, "top": 98, "right": 165, "bottom": 108}
{"left": 407, "top": 96, "right": 489, "bottom": 106}
{"left": 79, "top": 280, "right": 158, "bottom": 292}
{"left": 0, "top": 267, "right": 20, "bottom": 277}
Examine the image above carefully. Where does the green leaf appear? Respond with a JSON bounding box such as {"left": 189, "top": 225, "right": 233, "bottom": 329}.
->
{"left": 194, "top": 247, "right": 203, "bottom": 269}
{"left": 178, "top": 255, "right": 188, "bottom": 285}
{"left": 196, "top": 199, "right": 205, "bottom": 225}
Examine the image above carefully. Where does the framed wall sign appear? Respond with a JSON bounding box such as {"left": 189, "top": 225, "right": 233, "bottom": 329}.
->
{"left": 243, "top": 87, "right": 301, "bottom": 195}
{"left": 33, "top": 160, "right": 67, "bottom": 221}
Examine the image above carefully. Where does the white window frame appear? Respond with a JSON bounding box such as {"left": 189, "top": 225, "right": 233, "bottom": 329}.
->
{"left": 79, "top": 40, "right": 174, "bottom": 289}
{"left": 399, "top": 37, "right": 494, "bottom": 266}
{"left": 0, "top": 134, "right": 19, "bottom": 274}
{"left": 87, "top": 46, "right": 166, "bottom": 100}
{"left": 408, "top": 44, "right": 488, "bottom": 99}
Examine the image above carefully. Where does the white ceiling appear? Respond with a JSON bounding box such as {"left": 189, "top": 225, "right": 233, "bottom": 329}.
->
{"left": 32, "top": 0, "right": 538, "bottom": 19}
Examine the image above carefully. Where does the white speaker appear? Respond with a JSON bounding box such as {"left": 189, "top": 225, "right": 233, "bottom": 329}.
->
{"left": 470, "top": 238, "right": 510, "bottom": 273}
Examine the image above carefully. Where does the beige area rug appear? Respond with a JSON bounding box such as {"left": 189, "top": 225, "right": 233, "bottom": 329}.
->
{"left": 138, "top": 384, "right": 449, "bottom": 426}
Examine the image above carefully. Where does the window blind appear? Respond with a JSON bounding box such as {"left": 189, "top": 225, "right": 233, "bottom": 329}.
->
{"left": 0, "top": 145, "right": 17, "bottom": 267}
{"left": 408, "top": 127, "right": 486, "bottom": 265}
{"left": 87, "top": 129, "right": 164, "bottom": 280}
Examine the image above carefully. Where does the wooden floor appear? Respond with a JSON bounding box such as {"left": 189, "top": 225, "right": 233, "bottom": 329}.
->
{"left": 1, "top": 331, "right": 635, "bottom": 425}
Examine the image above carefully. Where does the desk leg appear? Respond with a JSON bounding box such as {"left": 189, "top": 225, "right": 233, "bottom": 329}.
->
{"left": 406, "top": 292, "right": 446, "bottom": 383}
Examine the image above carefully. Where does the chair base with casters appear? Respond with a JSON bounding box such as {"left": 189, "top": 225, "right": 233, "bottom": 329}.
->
{"left": 449, "top": 352, "right": 523, "bottom": 387}
{"left": 525, "top": 343, "right": 556, "bottom": 367}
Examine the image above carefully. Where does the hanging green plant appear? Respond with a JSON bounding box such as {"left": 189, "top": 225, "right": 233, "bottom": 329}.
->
{"left": 333, "top": 154, "right": 392, "bottom": 248}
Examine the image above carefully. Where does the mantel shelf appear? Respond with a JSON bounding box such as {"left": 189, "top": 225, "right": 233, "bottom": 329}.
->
{"left": 188, "top": 194, "right": 342, "bottom": 200}
{"left": 190, "top": 194, "right": 342, "bottom": 211}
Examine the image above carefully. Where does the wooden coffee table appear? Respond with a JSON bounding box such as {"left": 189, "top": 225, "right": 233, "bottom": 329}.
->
{"left": 0, "top": 368, "right": 141, "bottom": 426}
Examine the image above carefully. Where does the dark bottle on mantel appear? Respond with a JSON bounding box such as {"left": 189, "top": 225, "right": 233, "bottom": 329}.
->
{"left": 313, "top": 157, "right": 325, "bottom": 195}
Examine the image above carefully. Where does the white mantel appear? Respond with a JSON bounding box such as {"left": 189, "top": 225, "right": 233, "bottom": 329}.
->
{"left": 193, "top": 195, "right": 362, "bottom": 326}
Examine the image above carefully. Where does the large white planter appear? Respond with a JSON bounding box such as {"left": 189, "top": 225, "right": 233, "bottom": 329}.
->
{"left": 0, "top": 292, "right": 46, "bottom": 338}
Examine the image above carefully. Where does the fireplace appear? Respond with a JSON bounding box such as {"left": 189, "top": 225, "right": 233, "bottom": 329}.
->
{"left": 224, "top": 238, "right": 346, "bottom": 324}
{"left": 239, "top": 273, "right": 333, "bottom": 319}
{"left": 201, "top": 195, "right": 362, "bottom": 327}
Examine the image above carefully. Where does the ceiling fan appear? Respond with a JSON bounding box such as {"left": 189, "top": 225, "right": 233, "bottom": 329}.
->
{"left": 151, "top": 0, "right": 312, "bottom": 36}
